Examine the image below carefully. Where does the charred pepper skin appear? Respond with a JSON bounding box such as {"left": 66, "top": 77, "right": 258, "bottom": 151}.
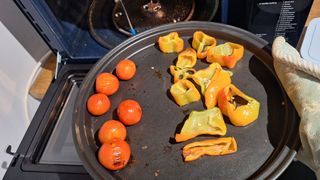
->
{"left": 170, "top": 79, "right": 201, "bottom": 107}
{"left": 158, "top": 32, "right": 184, "bottom": 53}
{"left": 206, "top": 42, "right": 244, "bottom": 69}
{"left": 192, "top": 31, "right": 217, "bottom": 59}
{"left": 218, "top": 84, "right": 260, "bottom": 126}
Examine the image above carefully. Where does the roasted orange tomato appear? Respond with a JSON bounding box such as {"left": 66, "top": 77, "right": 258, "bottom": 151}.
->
{"left": 96, "top": 72, "right": 120, "bottom": 96}
{"left": 98, "top": 140, "right": 131, "bottom": 171}
{"left": 87, "top": 93, "right": 110, "bottom": 116}
{"left": 116, "top": 59, "right": 137, "bottom": 80}
{"left": 117, "top": 99, "right": 142, "bottom": 126}
{"left": 98, "top": 120, "right": 127, "bottom": 144}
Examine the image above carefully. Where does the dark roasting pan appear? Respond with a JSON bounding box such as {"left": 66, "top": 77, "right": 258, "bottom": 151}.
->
{"left": 73, "top": 21, "right": 299, "bottom": 180}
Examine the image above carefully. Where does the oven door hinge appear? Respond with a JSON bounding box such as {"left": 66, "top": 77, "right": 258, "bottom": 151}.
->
{"left": 55, "top": 52, "right": 68, "bottom": 79}
{"left": 5, "top": 145, "right": 25, "bottom": 167}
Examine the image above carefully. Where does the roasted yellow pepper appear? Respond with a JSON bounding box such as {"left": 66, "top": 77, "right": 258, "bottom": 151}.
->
{"left": 170, "top": 79, "right": 201, "bottom": 106}
{"left": 204, "top": 68, "right": 231, "bottom": 109}
{"left": 182, "top": 137, "right": 237, "bottom": 162}
{"left": 175, "top": 108, "right": 227, "bottom": 142}
{"left": 192, "top": 63, "right": 232, "bottom": 95}
{"left": 192, "top": 31, "right": 217, "bottom": 59}
{"left": 158, "top": 32, "right": 184, "bottom": 53}
{"left": 206, "top": 42, "right": 244, "bottom": 69}
{"left": 218, "top": 84, "right": 260, "bottom": 126}
{"left": 176, "top": 48, "right": 197, "bottom": 68}
{"left": 169, "top": 65, "right": 196, "bottom": 83}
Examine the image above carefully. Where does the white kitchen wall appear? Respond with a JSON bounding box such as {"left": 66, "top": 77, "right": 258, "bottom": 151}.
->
{"left": 0, "top": 0, "right": 49, "bottom": 61}
{"left": 0, "top": 21, "right": 41, "bottom": 179}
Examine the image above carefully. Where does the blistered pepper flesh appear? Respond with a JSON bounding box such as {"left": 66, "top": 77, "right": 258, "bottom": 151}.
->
{"left": 176, "top": 48, "right": 197, "bottom": 68}
{"left": 204, "top": 68, "right": 231, "bottom": 109}
{"left": 183, "top": 137, "right": 237, "bottom": 162}
{"left": 192, "top": 31, "right": 217, "bottom": 59}
{"left": 206, "top": 42, "right": 244, "bottom": 69}
{"left": 218, "top": 84, "right": 260, "bottom": 126}
{"left": 170, "top": 79, "right": 201, "bottom": 106}
{"left": 158, "top": 32, "right": 184, "bottom": 53}
{"left": 192, "top": 63, "right": 232, "bottom": 95}
{"left": 170, "top": 65, "right": 196, "bottom": 83}
{"left": 175, "top": 108, "right": 227, "bottom": 142}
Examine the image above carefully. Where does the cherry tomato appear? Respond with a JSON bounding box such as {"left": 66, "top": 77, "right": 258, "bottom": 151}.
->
{"left": 116, "top": 59, "right": 136, "bottom": 80}
{"left": 87, "top": 93, "right": 110, "bottom": 116}
{"left": 98, "top": 140, "right": 131, "bottom": 171}
{"left": 96, "top": 72, "right": 119, "bottom": 96}
{"left": 117, "top": 99, "right": 142, "bottom": 126}
{"left": 98, "top": 120, "right": 127, "bottom": 144}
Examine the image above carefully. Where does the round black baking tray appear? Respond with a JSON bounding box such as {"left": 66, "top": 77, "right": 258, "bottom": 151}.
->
{"left": 73, "top": 21, "right": 300, "bottom": 180}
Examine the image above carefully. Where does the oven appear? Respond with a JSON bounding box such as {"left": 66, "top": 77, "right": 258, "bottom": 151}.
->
{"left": 4, "top": 0, "right": 316, "bottom": 179}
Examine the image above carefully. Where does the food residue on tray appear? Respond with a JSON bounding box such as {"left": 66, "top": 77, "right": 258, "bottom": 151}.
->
{"left": 154, "top": 70, "right": 162, "bottom": 79}
{"left": 141, "top": 145, "right": 148, "bottom": 150}
{"left": 154, "top": 169, "right": 160, "bottom": 177}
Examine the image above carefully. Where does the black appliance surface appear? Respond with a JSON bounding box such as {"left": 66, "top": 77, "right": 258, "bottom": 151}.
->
{"left": 15, "top": 0, "right": 312, "bottom": 61}
{"left": 246, "top": 0, "right": 314, "bottom": 46}
{"left": 16, "top": 0, "right": 107, "bottom": 60}
{"left": 4, "top": 0, "right": 316, "bottom": 179}
{"left": 4, "top": 65, "right": 92, "bottom": 180}
{"left": 39, "top": 84, "right": 82, "bottom": 165}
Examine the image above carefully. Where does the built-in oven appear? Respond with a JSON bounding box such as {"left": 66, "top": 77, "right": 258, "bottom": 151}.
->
{"left": 4, "top": 0, "right": 316, "bottom": 179}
